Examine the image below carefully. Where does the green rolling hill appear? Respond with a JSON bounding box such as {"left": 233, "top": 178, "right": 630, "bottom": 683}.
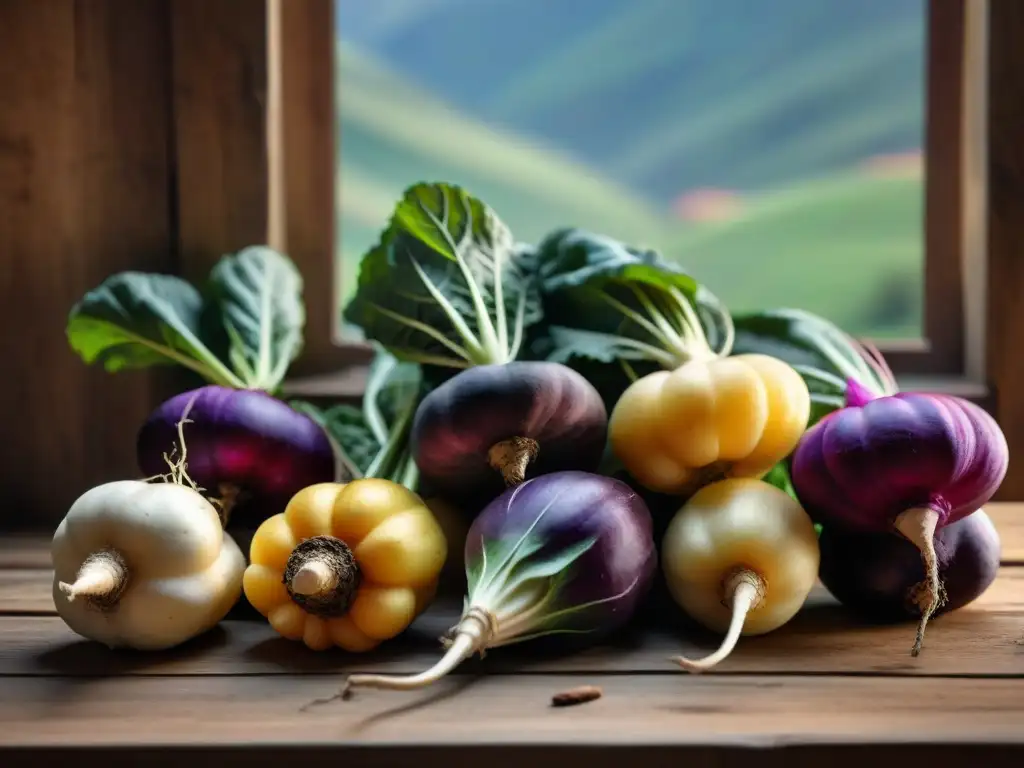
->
{"left": 337, "top": 0, "right": 926, "bottom": 197}
{"left": 335, "top": 0, "right": 927, "bottom": 339}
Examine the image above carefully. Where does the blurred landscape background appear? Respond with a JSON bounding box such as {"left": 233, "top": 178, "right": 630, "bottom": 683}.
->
{"left": 334, "top": 0, "right": 926, "bottom": 339}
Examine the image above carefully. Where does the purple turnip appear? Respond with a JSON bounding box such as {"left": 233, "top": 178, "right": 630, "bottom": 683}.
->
{"left": 818, "top": 509, "right": 1001, "bottom": 622}
{"left": 137, "top": 385, "right": 336, "bottom": 526}
{"left": 791, "top": 378, "right": 1009, "bottom": 655}
{"left": 66, "top": 247, "right": 352, "bottom": 526}
{"left": 339, "top": 183, "right": 612, "bottom": 504}
{"left": 411, "top": 361, "right": 608, "bottom": 504}
{"left": 341, "top": 470, "right": 657, "bottom": 696}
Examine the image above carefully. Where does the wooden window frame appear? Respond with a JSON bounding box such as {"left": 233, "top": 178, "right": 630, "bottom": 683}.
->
{"left": 178, "top": 0, "right": 1022, "bottom": 497}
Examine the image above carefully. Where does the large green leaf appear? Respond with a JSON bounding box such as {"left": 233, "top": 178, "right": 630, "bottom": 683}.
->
{"left": 66, "top": 272, "right": 243, "bottom": 388}
{"left": 205, "top": 246, "right": 305, "bottom": 393}
{"left": 342, "top": 182, "right": 542, "bottom": 368}
{"left": 534, "top": 228, "right": 732, "bottom": 370}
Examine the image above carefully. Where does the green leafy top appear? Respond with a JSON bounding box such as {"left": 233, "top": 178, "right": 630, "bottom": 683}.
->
{"left": 66, "top": 246, "right": 305, "bottom": 395}
{"left": 533, "top": 228, "right": 734, "bottom": 374}
{"left": 206, "top": 247, "right": 305, "bottom": 391}
{"left": 342, "top": 182, "right": 542, "bottom": 369}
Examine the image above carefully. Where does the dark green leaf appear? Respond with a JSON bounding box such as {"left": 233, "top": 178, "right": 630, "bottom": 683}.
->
{"left": 66, "top": 272, "right": 244, "bottom": 388}
{"left": 205, "top": 247, "right": 305, "bottom": 393}
{"left": 342, "top": 182, "right": 542, "bottom": 368}
{"left": 534, "top": 228, "right": 730, "bottom": 370}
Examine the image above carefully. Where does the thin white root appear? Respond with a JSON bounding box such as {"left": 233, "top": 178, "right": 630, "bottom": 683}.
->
{"left": 671, "top": 569, "right": 764, "bottom": 673}
{"left": 291, "top": 561, "right": 338, "bottom": 596}
{"left": 339, "top": 607, "right": 494, "bottom": 696}
{"left": 160, "top": 393, "right": 204, "bottom": 492}
{"left": 894, "top": 506, "right": 943, "bottom": 657}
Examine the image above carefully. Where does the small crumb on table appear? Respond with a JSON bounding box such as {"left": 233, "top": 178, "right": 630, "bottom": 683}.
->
{"left": 551, "top": 685, "right": 603, "bottom": 707}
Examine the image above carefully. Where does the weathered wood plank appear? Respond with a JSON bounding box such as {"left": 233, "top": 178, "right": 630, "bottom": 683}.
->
{"left": 0, "top": 674, "right": 1021, "bottom": 749}
{"left": 0, "top": 537, "right": 49, "bottom": 570}
{"left": 988, "top": 0, "right": 1024, "bottom": 502}
{"left": 0, "top": 571, "right": 52, "bottom": 615}
{"left": 2, "top": 571, "right": 1021, "bottom": 677}
{"left": 0, "top": 0, "right": 178, "bottom": 532}
{"left": 0, "top": 746, "right": 1021, "bottom": 768}
{"left": 169, "top": 0, "right": 269, "bottom": 283}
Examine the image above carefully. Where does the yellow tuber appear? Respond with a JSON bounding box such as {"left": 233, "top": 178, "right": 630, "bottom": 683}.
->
{"left": 243, "top": 479, "right": 447, "bottom": 652}
{"left": 610, "top": 353, "right": 810, "bottom": 496}
{"left": 661, "top": 477, "right": 820, "bottom": 672}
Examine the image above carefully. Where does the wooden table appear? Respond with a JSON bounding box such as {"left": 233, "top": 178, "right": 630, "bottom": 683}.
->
{"left": 2, "top": 506, "right": 1024, "bottom": 767}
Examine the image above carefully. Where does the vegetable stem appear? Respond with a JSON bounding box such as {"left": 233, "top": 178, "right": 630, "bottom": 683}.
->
{"left": 58, "top": 548, "right": 129, "bottom": 611}
{"left": 893, "top": 506, "right": 945, "bottom": 656}
{"left": 487, "top": 437, "right": 540, "bottom": 486}
{"left": 398, "top": 453, "right": 420, "bottom": 489}
{"left": 363, "top": 383, "right": 419, "bottom": 482}
{"left": 291, "top": 561, "right": 337, "bottom": 596}
{"left": 343, "top": 606, "right": 495, "bottom": 694}
{"left": 284, "top": 536, "right": 361, "bottom": 618}
{"left": 592, "top": 281, "right": 725, "bottom": 370}
{"left": 670, "top": 568, "right": 765, "bottom": 673}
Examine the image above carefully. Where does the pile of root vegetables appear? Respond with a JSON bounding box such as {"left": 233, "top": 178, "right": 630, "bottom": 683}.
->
{"left": 52, "top": 181, "right": 1009, "bottom": 698}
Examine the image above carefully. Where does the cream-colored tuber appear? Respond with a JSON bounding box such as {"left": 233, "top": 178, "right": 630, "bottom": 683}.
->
{"left": 51, "top": 479, "right": 246, "bottom": 651}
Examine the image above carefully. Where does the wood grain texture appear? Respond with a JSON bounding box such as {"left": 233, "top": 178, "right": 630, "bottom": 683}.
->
{"left": 2, "top": 570, "right": 1022, "bottom": 678}
{"left": 0, "top": 745, "right": 1021, "bottom": 768}
{"left": 169, "top": 0, "right": 269, "bottom": 283}
{"left": 1, "top": 673, "right": 1022, "bottom": 748}
{"left": 0, "top": 0, "right": 178, "bottom": 531}
{"left": 987, "top": 0, "right": 1024, "bottom": 501}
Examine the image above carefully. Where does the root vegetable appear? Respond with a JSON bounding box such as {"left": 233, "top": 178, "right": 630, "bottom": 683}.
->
{"left": 51, "top": 417, "right": 246, "bottom": 650}
{"left": 524, "top": 229, "right": 809, "bottom": 496}
{"left": 342, "top": 184, "right": 608, "bottom": 504}
{"left": 137, "top": 385, "right": 336, "bottom": 526}
{"left": 341, "top": 471, "right": 657, "bottom": 696}
{"left": 411, "top": 361, "right": 608, "bottom": 502}
{"left": 242, "top": 479, "right": 447, "bottom": 651}
{"left": 790, "top": 380, "right": 1009, "bottom": 655}
{"left": 818, "top": 509, "right": 1001, "bottom": 622}
{"left": 661, "top": 478, "right": 819, "bottom": 672}
{"left": 610, "top": 353, "right": 810, "bottom": 496}
{"left": 67, "top": 247, "right": 356, "bottom": 524}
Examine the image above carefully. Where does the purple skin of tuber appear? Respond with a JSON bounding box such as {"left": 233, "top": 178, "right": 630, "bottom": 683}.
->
{"left": 410, "top": 361, "right": 609, "bottom": 505}
{"left": 136, "top": 385, "right": 336, "bottom": 528}
{"left": 342, "top": 470, "right": 657, "bottom": 695}
{"left": 819, "top": 509, "right": 1001, "bottom": 623}
{"left": 791, "top": 378, "right": 1009, "bottom": 655}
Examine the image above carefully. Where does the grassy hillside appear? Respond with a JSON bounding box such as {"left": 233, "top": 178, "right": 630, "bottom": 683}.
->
{"left": 337, "top": 0, "right": 926, "bottom": 198}
{"left": 336, "top": 42, "right": 669, "bottom": 302}
{"left": 671, "top": 172, "right": 923, "bottom": 337}
{"left": 335, "top": 34, "right": 925, "bottom": 339}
